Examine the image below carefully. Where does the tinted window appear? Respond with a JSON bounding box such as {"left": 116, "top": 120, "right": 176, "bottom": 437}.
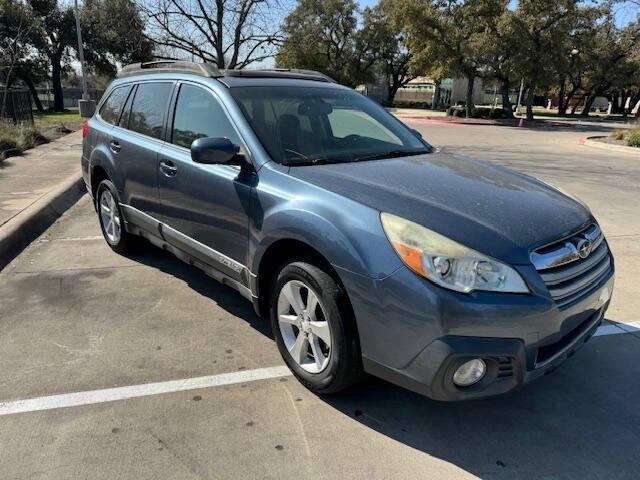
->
{"left": 118, "top": 85, "right": 136, "bottom": 128}
{"left": 99, "top": 86, "right": 130, "bottom": 125}
{"left": 172, "top": 84, "right": 240, "bottom": 148}
{"left": 128, "top": 82, "right": 172, "bottom": 139}
{"left": 232, "top": 86, "right": 429, "bottom": 165}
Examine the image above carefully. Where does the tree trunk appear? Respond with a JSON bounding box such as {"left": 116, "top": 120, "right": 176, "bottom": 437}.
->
{"left": 558, "top": 77, "right": 566, "bottom": 115}
{"left": 19, "top": 73, "right": 44, "bottom": 112}
{"left": 620, "top": 90, "right": 629, "bottom": 118}
{"left": 525, "top": 85, "right": 535, "bottom": 121}
{"left": 626, "top": 93, "right": 640, "bottom": 116}
{"left": 570, "top": 89, "right": 589, "bottom": 115}
{"left": 465, "top": 74, "right": 475, "bottom": 118}
{"left": 51, "top": 56, "right": 65, "bottom": 112}
{"left": 610, "top": 92, "right": 620, "bottom": 114}
{"left": 387, "top": 75, "right": 401, "bottom": 106}
{"left": 432, "top": 82, "right": 440, "bottom": 109}
{"left": 580, "top": 94, "right": 597, "bottom": 117}
{"left": 500, "top": 78, "right": 514, "bottom": 118}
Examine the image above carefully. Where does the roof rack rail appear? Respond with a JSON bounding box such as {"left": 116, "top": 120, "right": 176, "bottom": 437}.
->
{"left": 223, "top": 68, "right": 337, "bottom": 83}
{"left": 117, "top": 61, "right": 223, "bottom": 79}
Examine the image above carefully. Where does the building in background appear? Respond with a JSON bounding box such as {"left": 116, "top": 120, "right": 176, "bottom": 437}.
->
{"left": 361, "top": 76, "right": 520, "bottom": 109}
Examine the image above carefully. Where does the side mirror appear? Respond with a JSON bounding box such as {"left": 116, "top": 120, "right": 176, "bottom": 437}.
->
{"left": 410, "top": 128, "right": 423, "bottom": 139}
{"left": 191, "top": 137, "right": 238, "bottom": 165}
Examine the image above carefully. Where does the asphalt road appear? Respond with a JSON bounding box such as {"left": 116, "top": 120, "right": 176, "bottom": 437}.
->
{"left": 1, "top": 120, "right": 639, "bottom": 480}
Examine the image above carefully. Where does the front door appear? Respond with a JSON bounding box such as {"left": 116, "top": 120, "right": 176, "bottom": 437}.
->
{"left": 157, "top": 82, "right": 253, "bottom": 282}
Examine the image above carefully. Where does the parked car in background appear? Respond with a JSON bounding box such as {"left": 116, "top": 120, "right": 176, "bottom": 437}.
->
{"left": 82, "top": 61, "right": 614, "bottom": 400}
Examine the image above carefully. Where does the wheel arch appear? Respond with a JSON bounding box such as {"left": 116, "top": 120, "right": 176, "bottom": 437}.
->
{"left": 253, "top": 238, "right": 354, "bottom": 322}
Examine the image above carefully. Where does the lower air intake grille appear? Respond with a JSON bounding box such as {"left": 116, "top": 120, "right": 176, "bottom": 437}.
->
{"left": 496, "top": 357, "right": 514, "bottom": 379}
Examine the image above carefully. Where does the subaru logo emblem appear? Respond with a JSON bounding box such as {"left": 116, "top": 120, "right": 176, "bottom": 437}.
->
{"left": 576, "top": 238, "right": 592, "bottom": 259}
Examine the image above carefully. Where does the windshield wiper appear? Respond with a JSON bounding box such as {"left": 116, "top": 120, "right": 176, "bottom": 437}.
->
{"left": 283, "top": 156, "right": 353, "bottom": 166}
{"left": 351, "top": 149, "right": 430, "bottom": 163}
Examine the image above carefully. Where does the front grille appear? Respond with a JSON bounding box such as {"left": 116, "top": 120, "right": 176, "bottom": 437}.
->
{"left": 531, "top": 224, "right": 612, "bottom": 308}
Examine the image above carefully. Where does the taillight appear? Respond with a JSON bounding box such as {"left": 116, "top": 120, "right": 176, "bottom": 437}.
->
{"left": 82, "top": 122, "right": 90, "bottom": 138}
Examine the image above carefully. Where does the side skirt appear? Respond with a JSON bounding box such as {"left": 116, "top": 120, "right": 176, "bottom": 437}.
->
{"left": 121, "top": 204, "right": 254, "bottom": 302}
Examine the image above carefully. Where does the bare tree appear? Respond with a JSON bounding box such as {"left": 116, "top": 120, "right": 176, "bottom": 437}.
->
{"left": 1, "top": 0, "right": 37, "bottom": 117}
{"left": 141, "top": 0, "right": 288, "bottom": 69}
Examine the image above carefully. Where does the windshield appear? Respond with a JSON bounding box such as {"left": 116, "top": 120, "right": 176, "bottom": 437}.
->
{"left": 230, "top": 86, "right": 431, "bottom": 165}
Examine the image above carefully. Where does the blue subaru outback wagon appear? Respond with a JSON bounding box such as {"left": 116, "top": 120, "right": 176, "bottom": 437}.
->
{"left": 82, "top": 61, "right": 614, "bottom": 400}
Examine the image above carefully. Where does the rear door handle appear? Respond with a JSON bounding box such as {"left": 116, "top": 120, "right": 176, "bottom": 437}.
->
{"left": 109, "top": 140, "right": 121, "bottom": 153}
{"left": 159, "top": 159, "right": 178, "bottom": 177}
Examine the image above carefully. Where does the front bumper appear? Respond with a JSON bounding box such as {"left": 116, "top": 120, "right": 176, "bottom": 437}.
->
{"left": 365, "top": 304, "right": 606, "bottom": 401}
{"left": 341, "top": 260, "right": 614, "bottom": 401}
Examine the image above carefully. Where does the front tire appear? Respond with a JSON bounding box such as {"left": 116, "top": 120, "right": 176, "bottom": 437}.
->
{"left": 269, "top": 261, "right": 363, "bottom": 394}
{"left": 96, "top": 179, "right": 139, "bottom": 254}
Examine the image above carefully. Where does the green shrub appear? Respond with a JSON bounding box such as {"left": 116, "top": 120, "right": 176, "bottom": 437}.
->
{"left": 0, "top": 122, "right": 48, "bottom": 159}
{"left": 627, "top": 130, "right": 640, "bottom": 147}
{"left": 19, "top": 126, "right": 48, "bottom": 150}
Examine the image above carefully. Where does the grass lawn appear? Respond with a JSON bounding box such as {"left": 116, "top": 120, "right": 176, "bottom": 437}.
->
{"left": 1, "top": 109, "right": 85, "bottom": 160}
{"left": 33, "top": 108, "right": 85, "bottom": 136}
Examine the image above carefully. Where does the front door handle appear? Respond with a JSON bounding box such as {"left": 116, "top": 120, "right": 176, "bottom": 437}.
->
{"left": 109, "top": 140, "right": 121, "bottom": 153}
{"left": 159, "top": 159, "right": 178, "bottom": 177}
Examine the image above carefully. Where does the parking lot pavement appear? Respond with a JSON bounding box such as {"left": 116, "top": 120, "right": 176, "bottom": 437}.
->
{"left": 1, "top": 123, "right": 640, "bottom": 479}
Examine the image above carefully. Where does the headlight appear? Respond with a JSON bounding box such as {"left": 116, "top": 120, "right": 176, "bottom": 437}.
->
{"left": 380, "top": 213, "right": 529, "bottom": 294}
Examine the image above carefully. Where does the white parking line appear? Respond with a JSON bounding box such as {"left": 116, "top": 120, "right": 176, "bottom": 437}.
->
{"left": 37, "top": 236, "right": 104, "bottom": 243}
{"left": 0, "top": 366, "right": 292, "bottom": 417}
{"left": 594, "top": 321, "right": 640, "bottom": 337}
{"left": 0, "top": 322, "right": 638, "bottom": 417}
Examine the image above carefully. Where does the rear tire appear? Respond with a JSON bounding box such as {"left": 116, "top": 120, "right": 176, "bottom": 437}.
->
{"left": 269, "top": 261, "right": 363, "bottom": 394}
{"left": 96, "top": 179, "right": 140, "bottom": 254}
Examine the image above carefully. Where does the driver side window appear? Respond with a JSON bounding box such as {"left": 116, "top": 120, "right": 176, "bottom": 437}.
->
{"left": 172, "top": 84, "right": 240, "bottom": 149}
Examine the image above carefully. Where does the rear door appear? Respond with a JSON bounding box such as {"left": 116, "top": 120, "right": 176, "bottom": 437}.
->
{"left": 85, "top": 85, "right": 131, "bottom": 188}
{"left": 114, "top": 81, "right": 174, "bottom": 229}
{"left": 156, "top": 82, "right": 253, "bottom": 280}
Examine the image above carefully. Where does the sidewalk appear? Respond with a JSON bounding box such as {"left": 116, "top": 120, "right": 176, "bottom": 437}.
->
{"left": 0, "top": 131, "right": 84, "bottom": 269}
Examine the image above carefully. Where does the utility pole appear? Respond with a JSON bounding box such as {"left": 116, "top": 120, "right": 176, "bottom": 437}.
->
{"left": 74, "top": 0, "right": 96, "bottom": 117}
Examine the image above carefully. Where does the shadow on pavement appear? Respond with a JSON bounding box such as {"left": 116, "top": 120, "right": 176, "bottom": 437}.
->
{"left": 323, "top": 330, "right": 640, "bottom": 479}
{"left": 120, "top": 246, "right": 640, "bottom": 478}
{"left": 125, "top": 246, "right": 273, "bottom": 339}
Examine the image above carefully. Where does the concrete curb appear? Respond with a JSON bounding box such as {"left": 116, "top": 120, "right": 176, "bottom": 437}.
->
{"left": 580, "top": 136, "right": 640, "bottom": 155}
{"left": 0, "top": 171, "right": 85, "bottom": 271}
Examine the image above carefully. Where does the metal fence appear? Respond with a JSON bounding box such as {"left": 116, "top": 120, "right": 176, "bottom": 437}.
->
{"left": 36, "top": 88, "right": 105, "bottom": 110}
{"left": 0, "top": 89, "right": 34, "bottom": 124}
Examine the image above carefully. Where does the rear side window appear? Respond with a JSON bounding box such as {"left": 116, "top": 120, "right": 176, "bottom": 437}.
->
{"left": 171, "top": 84, "right": 240, "bottom": 148}
{"left": 128, "top": 82, "right": 172, "bottom": 139}
{"left": 99, "top": 86, "right": 130, "bottom": 125}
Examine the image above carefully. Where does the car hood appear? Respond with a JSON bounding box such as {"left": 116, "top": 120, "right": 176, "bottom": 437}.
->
{"left": 288, "top": 152, "right": 591, "bottom": 265}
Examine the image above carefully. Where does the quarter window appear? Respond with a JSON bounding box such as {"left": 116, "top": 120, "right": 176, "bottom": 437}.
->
{"left": 172, "top": 84, "right": 240, "bottom": 149}
{"left": 99, "top": 86, "right": 130, "bottom": 125}
{"left": 128, "top": 82, "right": 172, "bottom": 139}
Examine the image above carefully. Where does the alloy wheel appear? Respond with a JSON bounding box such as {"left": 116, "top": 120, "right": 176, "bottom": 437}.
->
{"left": 99, "top": 189, "right": 121, "bottom": 244}
{"left": 277, "top": 280, "right": 332, "bottom": 373}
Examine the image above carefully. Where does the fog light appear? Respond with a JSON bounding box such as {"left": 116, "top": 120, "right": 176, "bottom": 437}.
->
{"left": 453, "top": 359, "right": 486, "bottom": 387}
